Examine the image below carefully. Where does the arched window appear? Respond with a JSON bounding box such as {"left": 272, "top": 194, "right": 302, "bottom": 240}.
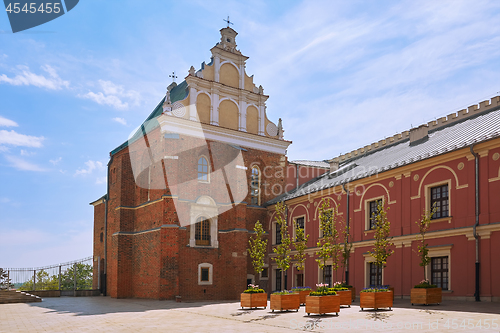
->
{"left": 198, "top": 157, "right": 209, "bottom": 182}
{"left": 250, "top": 166, "right": 260, "bottom": 205}
{"left": 195, "top": 217, "right": 210, "bottom": 246}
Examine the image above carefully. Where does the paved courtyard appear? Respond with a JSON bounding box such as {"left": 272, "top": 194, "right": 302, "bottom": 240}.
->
{"left": 1, "top": 296, "right": 499, "bottom": 333}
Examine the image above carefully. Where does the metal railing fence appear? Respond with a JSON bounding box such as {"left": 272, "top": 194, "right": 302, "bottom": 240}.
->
{"left": 3, "top": 256, "right": 94, "bottom": 291}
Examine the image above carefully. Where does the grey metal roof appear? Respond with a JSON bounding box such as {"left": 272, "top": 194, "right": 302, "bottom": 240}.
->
{"left": 290, "top": 160, "right": 329, "bottom": 168}
{"left": 267, "top": 107, "right": 500, "bottom": 205}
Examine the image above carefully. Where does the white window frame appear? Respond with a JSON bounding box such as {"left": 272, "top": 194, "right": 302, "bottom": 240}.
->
{"left": 425, "top": 245, "right": 452, "bottom": 290}
{"left": 189, "top": 196, "right": 219, "bottom": 248}
{"left": 364, "top": 196, "right": 385, "bottom": 231}
{"left": 425, "top": 180, "right": 452, "bottom": 223}
{"left": 197, "top": 155, "right": 210, "bottom": 183}
{"left": 293, "top": 215, "right": 306, "bottom": 241}
{"left": 363, "top": 253, "right": 384, "bottom": 288}
{"left": 198, "top": 263, "right": 213, "bottom": 285}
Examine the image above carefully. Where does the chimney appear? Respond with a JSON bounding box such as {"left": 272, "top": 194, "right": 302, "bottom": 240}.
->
{"left": 409, "top": 125, "right": 429, "bottom": 146}
{"left": 328, "top": 158, "right": 339, "bottom": 173}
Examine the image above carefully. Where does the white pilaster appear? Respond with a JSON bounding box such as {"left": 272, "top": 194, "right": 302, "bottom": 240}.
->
{"left": 239, "top": 100, "right": 247, "bottom": 132}
{"left": 214, "top": 56, "right": 220, "bottom": 82}
{"left": 258, "top": 104, "right": 265, "bottom": 135}
{"left": 211, "top": 90, "right": 220, "bottom": 126}
{"left": 189, "top": 87, "right": 198, "bottom": 121}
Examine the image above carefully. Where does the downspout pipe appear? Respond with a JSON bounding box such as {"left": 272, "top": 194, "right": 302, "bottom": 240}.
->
{"left": 103, "top": 154, "right": 114, "bottom": 296}
{"left": 470, "top": 145, "right": 480, "bottom": 302}
{"left": 296, "top": 164, "right": 299, "bottom": 189}
{"left": 342, "top": 183, "right": 350, "bottom": 285}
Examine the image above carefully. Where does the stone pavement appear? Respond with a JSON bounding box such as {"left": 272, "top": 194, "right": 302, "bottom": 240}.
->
{"left": 0, "top": 297, "right": 499, "bottom": 333}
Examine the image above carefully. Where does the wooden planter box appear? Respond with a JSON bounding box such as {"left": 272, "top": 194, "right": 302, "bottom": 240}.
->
{"left": 336, "top": 290, "right": 352, "bottom": 307}
{"left": 270, "top": 293, "right": 300, "bottom": 312}
{"left": 347, "top": 287, "right": 356, "bottom": 301}
{"left": 293, "top": 290, "right": 311, "bottom": 305}
{"left": 240, "top": 293, "right": 267, "bottom": 309}
{"left": 411, "top": 288, "right": 442, "bottom": 305}
{"left": 305, "top": 294, "right": 340, "bottom": 316}
{"left": 360, "top": 290, "right": 393, "bottom": 310}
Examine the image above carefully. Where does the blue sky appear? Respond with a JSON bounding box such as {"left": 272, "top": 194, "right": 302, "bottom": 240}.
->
{"left": 1, "top": 0, "right": 499, "bottom": 268}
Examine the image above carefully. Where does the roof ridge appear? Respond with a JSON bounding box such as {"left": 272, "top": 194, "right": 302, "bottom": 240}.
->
{"left": 330, "top": 96, "right": 500, "bottom": 165}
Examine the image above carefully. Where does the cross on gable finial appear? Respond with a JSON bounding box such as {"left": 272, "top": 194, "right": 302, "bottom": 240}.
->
{"left": 169, "top": 71, "right": 177, "bottom": 83}
{"left": 223, "top": 16, "right": 233, "bottom": 28}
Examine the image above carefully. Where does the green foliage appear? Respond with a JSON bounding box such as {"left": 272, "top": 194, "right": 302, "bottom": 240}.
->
{"left": 293, "top": 219, "right": 309, "bottom": 271}
{"left": 272, "top": 202, "right": 292, "bottom": 272}
{"left": 61, "top": 263, "right": 93, "bottom": 290}
{"left": 310, "top": 283, "right": 337, "bottom": 296}
{"left": 360, "top": 288, "right": 389, "bottom": 293}
{"left": 291, "top": 286, "right": 311, "bottom": 291}
{"left": 414, "top": 206, "right": 437, "bottom": 281}
{"left": 272, "top": 290, "right": 294, "bottom": 295}
{"left": 18, "top": 263, "right": 93, "bottom": 291}
{"left": 243, "top": 284, "right": 265, "bottom": 293}
{"left": 368, "top": 199, "right": 394, "bottom": 284}
{"left": 0, "top": 268, "right": 13, "bottom": 290}
{"left": 19, "top": 270, "right": 58, "bottom": 291}
{"left": 248, "top": 221, "right": 268, "bottom": 275}
{"left": 315, "top": 201, "right": 341, "bottom": 281}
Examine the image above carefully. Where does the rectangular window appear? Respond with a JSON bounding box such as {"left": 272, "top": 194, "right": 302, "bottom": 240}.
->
{"left": 296, "top": 273, "right": 304, "bottom": 287}
{"left": 275, "top": 224, "right": 282, "bottom": 245}
{"left": 201, "top": 268, "right": 209, "bottom": 282}
{"left": 431, "top": 256, "right": 448, "bottom": 290}
{"left": 261, "top": 267, "right": 268, "bottom": 278}
{"left": 275, "top": 269, "right": 282, "bottom": 291}
{"left": 430, "top": 185, "right": 449, "bottom": 219}
{"left": 324, "top": 265, "right": 332, "bottom": 287}
{"left": 369, "top": 262, "right": 382, "bottom": 286}
{"left": 295, "top": 217, "right": 304, "bottom": 240}
{"left": 369, "top": 199, "right": 382, "bottom": 230}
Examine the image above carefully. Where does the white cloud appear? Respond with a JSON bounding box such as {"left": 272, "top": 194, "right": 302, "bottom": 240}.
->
{"left": 20, "top": 150, "right": 35, "bottom": 156}
{"left": 49, "top": 157, "right": 62, "bottom": 165}
{"left": 75, "top": 160, "right": 105, "bottom": 176}
{"left": 5, "top": 155, "right": 46, "bottom": 171}
{"left": 79, "top": 80, "right": 141, "bottom": 110}
{"left": 0, "top": 116, "right": 18, "bottom": 127}
{"left": 0, "top": 130, "right": 44, "bottom": 147}
{"left": 0, "top": 65, "right": 70, "bottom": 90}
{"left": 95, "top": 176, "right": 107, "bottom": 184}
{"left": 112, "top": 117, "right": 127, "bottom": 125}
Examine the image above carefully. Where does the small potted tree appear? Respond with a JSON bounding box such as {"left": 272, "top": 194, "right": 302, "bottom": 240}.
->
{"left": 305, "top": 201, "right": 342, "bottom": 315}
{"left": 360, "top": 199, "right": 394, "bottom": 311}
{"left": 411, "top": 208, "right": 442, "bottom": 305}
{"left": 340, "top": 221, "right": 355, "bottom": 301}
{"left": 291, "top": 218, "right": 310, "bottom": 305}
{"left": 270, "top": 202, "right": 300, "bottom": 312}
{"left": 241, "top": 220, "right": 268, "bottom": 309}
{"left": 305, "top": 283, "right": 340, "bottom": 316}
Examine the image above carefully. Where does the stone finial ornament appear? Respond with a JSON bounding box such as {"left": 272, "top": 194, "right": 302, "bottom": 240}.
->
{"left": 277, "top": 118, "right": 284, "bottom": 139}
{"left": 189, "top": 66, "right": 196, "bottom": 76}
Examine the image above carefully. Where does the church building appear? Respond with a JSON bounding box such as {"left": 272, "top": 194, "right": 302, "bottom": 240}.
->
{"left": 92, "top": 26, "right": 500, "bottom": 302}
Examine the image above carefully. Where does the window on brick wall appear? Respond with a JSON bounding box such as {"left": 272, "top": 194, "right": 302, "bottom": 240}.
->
{"left": 369, "top": 262, "right": 382, "bottom": 287}
{"left": 198, "top": 156, "right": 209, "bottom": 182}
{"left": 201, "top": 268, "right": 209, "bottom": 282}
{"left": 430, "top": 185, "right": 449, "bottom": 219}
{"left": 431, "top": 256, "right": 449, "bottom": 290}
{"left": 275, "top": 222, "right": 282, "bottom": 245}
{"left": 195, "top": 217, "right": 210, "bottom": 246}
{"left": 198, "top": 263, "right": 213, "bottom": 285}
{"left": 250, "top": 166, "right": 260, "bottom": 205}
{"left": 294, "top": 216, "right": 305, "bottom": 241}
{"left": 368, "top": 199, "right": 382, "bottom": 230}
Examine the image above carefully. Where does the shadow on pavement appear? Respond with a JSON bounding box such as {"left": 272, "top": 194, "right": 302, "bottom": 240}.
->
{"left": 27, "top": 296, "right": 238, "bottom": 316}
